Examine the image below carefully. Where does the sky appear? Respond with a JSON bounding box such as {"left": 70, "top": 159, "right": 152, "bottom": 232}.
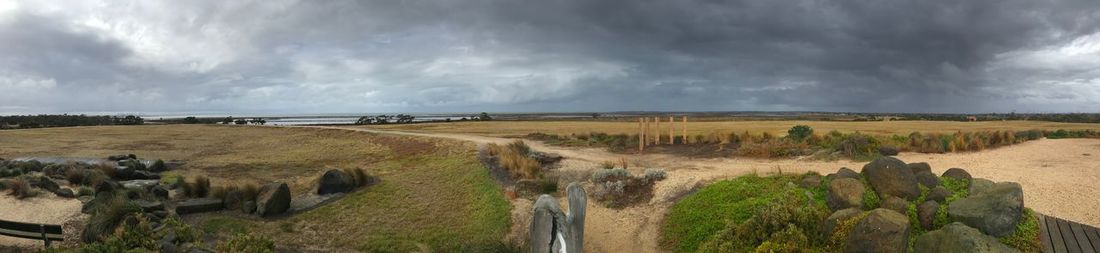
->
{"left": 2, "top": 0, "right": 1100, "bottom": 115}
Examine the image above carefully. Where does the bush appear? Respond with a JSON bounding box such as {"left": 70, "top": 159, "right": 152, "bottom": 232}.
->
{"left": 181, "top": 176, "right": 212, "bottom": 198}
{"left": 590, "top": 168, "right": 665, "bottom": 208}
{"left": 82, "top": 193, "right": 142, "bottom": 243}
{"left": 486, "top": 142, "right": 542, "bottom": 180}
{"left": 149, "top": 159, "right": 166, "bottom": 172}
{"left": 217, "top": 233, "right": 276, "bottom": 253}
{"left": 5, "top": 177, "right": 35, "bottom": 199}
{"left": 600, "top": 160, "right": 616, "bottom": 170}
{"left": 787, "top": 125, "right": 814, "bottom": 142}
{"left": 66, "top": 168, "right": 86, "bottom": 185}
{"left": 343, "top": 168, "right": 373, "bottom": 187}
{"left": 591, "top": 168, "right": 631, "bottom": 183}
{"left": 78, "top": 186, "right": 94, "bottom": 197}
{"left": 698, "top": 186, "right": 827, "bottom": 252}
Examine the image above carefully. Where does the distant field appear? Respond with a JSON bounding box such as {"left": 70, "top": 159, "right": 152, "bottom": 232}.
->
{"left": 0, "top": 125, "right": 511, "bottom": 251}
{"left": 363, "top": 120, "right": 1100, "bottom": 137}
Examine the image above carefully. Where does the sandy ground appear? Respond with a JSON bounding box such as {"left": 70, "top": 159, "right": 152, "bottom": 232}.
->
{"left": 0, "top": 193, "right": 85, "bottom": 248}
{"left": 326, "top": 126, "right": 1100, "bottom": 253}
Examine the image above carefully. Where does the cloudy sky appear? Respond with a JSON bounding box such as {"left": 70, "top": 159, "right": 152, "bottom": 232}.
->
{"left": 2, "top": 0, "right": 1099, "bottom": 114}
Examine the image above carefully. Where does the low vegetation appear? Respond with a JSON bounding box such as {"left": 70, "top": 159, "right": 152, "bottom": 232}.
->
{"left": 590, "top": 168, "right": 667, "bottom": 208}
{"left": 482, "top": 140, "right": 542, "bottom": 180}
{"left": 0, "top": 114, "right": 143, "bottom": 129}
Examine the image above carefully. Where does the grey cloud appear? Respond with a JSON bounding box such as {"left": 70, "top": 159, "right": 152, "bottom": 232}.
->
{"left": 1, "top": 0, "right": 1099, "bottom": 114}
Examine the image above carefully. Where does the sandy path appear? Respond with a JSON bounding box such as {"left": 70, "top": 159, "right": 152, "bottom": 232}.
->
{"left": 312, "top": 126, "right": 1100, "bottom": 252}
{"left": 0, "top": 194, "right": 85, "bottom": 247}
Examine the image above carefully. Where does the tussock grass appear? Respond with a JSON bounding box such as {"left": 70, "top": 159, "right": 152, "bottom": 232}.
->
{"left": 486, "top": 141, "right": 541, "bottom": 180}
{"left": 5, "top": 177, "right": 35, "bottom": 199}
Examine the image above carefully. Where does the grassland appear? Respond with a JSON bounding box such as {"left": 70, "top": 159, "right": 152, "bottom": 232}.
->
{"left": 0, "top": 125, "right": 512, "bottom": 251}
{"left": 364, "top": 120, "right": 1100, "bottom": 137}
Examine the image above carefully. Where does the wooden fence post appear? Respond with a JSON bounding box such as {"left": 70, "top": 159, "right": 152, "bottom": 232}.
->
{"left": 653, "top": 117, "right": 660, "bottom": 145}
{"left": 682, "top": 116, "right": 688, "bottom": 144}
{"left": 669, "top": 116, "right": 674, "bottom": 144}
{"left": 638, "top": 118, "right": 645, "bottom": 151}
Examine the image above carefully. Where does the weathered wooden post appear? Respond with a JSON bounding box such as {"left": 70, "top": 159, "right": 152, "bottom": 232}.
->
{"left": 529, "top": 183, "right": 587, "bottom": 253}
{"left": 682, "top": 116, "right": 688, "bottom": 144}
{"left": 653, "top": 117, "right": 660, "bottom": 145}
{"left": 669, "top": 116, "right": 674, "bottom": 144}
{"left": 638, "top": 118, "right": 645, "bottom": 151}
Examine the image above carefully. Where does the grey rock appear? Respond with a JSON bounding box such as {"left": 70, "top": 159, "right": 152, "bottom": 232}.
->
{"left": 115, "top": 166, "right": 135, "bottom": 179}
{"left": 836, "top": 167, "right": 860, "bottom": 180}
{"left": 915, "top": 171, "right": 940, "bottom": 188}
{"left": 175, "top": 198, "right": 224, "bottom": 215}
{"left": 242, "top": 201, "right": 257, "bottom": 214}
{"left": 907, "top": 162, "right": 933, "bottom": 175}
{"left": 827, "top": 178, "right": 865, "bottom": 211}
{"left": 969, "top": 178, "right": 994, "bottom": 196}
{"left": 54, "top": 188, "right": 75, "bottom": 198}
{"left": 822, "top": 208, "right": 863, "bottom": 237}
{"left": 927, "top": 186, "right": 952, "bottom": 203}
{"left": 121, "top": 180, "right": 160, "bottom": 191}
{"left": 256, "top": 182, "right": 291, "bottom": 217}
{"left": 942, "top": 168, "right": 972, "bottom": 181}
{"left": 949, "top": 182, "right": 1024, "bottom": 237}
{"left": 799, "top": 174, "right": 822, "bottom": 188}
{"left": 882, "top": 195, "right": 908, "bottom": 215}
{"left": 913, "top": 222, "right": 1020, "bottom": 253}
{"left": 134, "top": 200, "right": 164, "bottom": 212}
{"left": 878, "top": 145, "right": 900, "bottom": 156}
{"left": 917, "top": 201, "right": 939, "bottom": 230}
{"left": 223, "top": 190, "right": 243, "bottom": 210}
{"left": 152, "top": 185, "right": 170, "bottom": 199}
{"left": 844, "top": 208, "right": 911, "bottom": 253}
{"left": 317, "top": 169, "right": 355, "bottom": 195}
{"left": 36, "top": 178, "right": 60, "bottom": 192}
{"left": 862, "top": 157, "right": 921, "bottom": 200}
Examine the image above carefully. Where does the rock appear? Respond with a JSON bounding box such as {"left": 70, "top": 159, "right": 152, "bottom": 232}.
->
{"left": 835, "top": 167, "right": 860, "bottom": 180}
{"left": 152, "top": 185, "right": 170, "bottom": 199}
{"left": 827, "top": 178, "right": 865, "bottom": 211}
{"left": 36, "top": 178, "right": 61, "bottom": 192}
{"left": 530, "top": 152, "right": 564, "bottom": 164}
{"left": 175, "top": 198, "right": 224, "bottom": 215}
{"left": 135, "top": 200, "right": 165, "bottom": 212}
{"left": 907, "top": 162, "right": 933, "bottom": 175}
{"left": 844, "top": 208, "right": 910, "bottom": 253}
{"left": 927, "top": 186, "right": 952, "bottom": 203}
{"left": 317, "top": 169, "right": 355, "bottom": 195}
{"left": 256, "top": 182, "right": 291, "bottom": 217}
{"left": 915, "top": 171, "right": 940, "bottom": 188}
{"left": 948, "top": 182, "right": 1024, "bottom": 237}
{"left": 882, "top": 196, "right": 908, "bottom": 215}
{"left": 223, "top": 190, "right": 243, "bottom": 210}
{"left": 54, "top": 188, "right": 75, "bottom": 198}
{"left": 107, "top": 154, "right": 129, "bottom": 161}
{"left": 81, "top": 192, "right": 112, "bottom": 214}
{"left": 132, "top": 170, "right": 159, "bottom": 180}
{"left": 121, "top": 180, "right": 160, "bottom": 191}
{"left": 822, "top": 208, "right": 863, "bottom": 236}
{"left": 941, "top": 168, "right": 972, "bottom": 181}
{"left": 917, "top": 201, "right": 939, "bottom": 230}
{"left": 242, "top": 201, "right": 257, "bottom": 214}
{"left": 969, "top": 178, "right": 994, "bottom": 196}
{"left": 878, "top": 145, "right": 900, "bottom": 156}
{"left": 799, "top": 174, "right": 822, "bottom": 188}
{"left": 913, "top": 222, "right": 1020, "bottom": 253}
{"left": 861, "top": 157, "right": 921, "bottom": 200}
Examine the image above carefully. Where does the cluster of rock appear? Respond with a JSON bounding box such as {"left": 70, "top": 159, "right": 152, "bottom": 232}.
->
{"left": 805, "top": 157, "right": 1025, "bottom": 252}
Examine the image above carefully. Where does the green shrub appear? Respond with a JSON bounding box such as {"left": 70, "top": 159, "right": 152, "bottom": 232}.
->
{"left": 82, "top": 193, "right": 142, "bottom": 243}
{"left": 5, "top": 177, "right": 35, "bottom": 199}
{"left": 149, "top": 159, "right": 166, "bottom": 171}
{"left": 188, "top": 176, "right": 211, "bottom": 198}
{"left": 600, "top": 160, "right": 616, "bottom": 170}
{"left": 1000, "top": 208, "right": 1040, "bottom": 252}
{"left": 787, "top": 125, "right": 814, "bottom": 142}
{"left": 77, "top": 186, "right": 94, "bottom": 197}
{"left": 698, "top": 185, "right": 827, "bottom": 252}
{"left": 217, "top": 233, "right": 275, "bottom": 253}
{"left": 860, "top": 176, "right": 880, "bottom": 209}
{"left": 65, "top": 168, "right": 86, "bottom": 185}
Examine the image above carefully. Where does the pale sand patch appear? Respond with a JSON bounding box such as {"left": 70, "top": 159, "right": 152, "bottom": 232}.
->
{"left": 0, "top": 194, "right": 85, "bottom": 248}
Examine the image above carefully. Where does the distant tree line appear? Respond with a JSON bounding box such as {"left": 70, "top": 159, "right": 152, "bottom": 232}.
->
{"left": 0, "top": 114, "right": 144, "bottom": 129}
{"left": 851, "top": 113, "right": 1100, "bottom": 123}
{"left": 354, "top": 112, "right": 494, "bottom": 125}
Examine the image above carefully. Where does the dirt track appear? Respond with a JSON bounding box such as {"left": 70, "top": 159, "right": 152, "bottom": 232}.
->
{"left": 322, "top": 126, "right": 1100, "bottom": 253}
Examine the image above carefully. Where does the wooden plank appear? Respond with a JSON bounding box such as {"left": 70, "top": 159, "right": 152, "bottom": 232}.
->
{"left": 1085, "top": 224, "right": 1100, "bottom": 252}
{"left": 1057, "top": 218, "right": 1082, "bottom": 253}
{"left": 1069, "top": 221, "right": 1095, "bottom": 252}
{"left": 1040, "top": 214, "right": 1055, "bottom": 253}
{"left": 1049, "top": 216, "right": 1069, "bottom": 253}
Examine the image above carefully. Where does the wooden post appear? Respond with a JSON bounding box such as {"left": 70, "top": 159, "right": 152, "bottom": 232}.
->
{"left": 653, "top": 117, "right": 660, "bottom": 145}
{"left": 638, "top": 118, "right": 645, "bottom": 151}
{"left": 643, "top": 117, "right": 649, "bottom": 147}
{"left": 669, "top": 116, "right": 674, "bottom": 144}
{"left": 682, "top": 116, "right": 688, "bottom": 144}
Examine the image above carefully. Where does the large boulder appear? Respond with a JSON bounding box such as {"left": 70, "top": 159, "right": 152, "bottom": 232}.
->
{"left": 836, "top": 167, "right": 860, "bottom": 180}
{"left": 256, "top": 182, "right": 291, "bottom": 217}
{"left": 121, "top": 180, "right": 159, "bottom": 191}
{"left": 969, "top": 178, "right": 994, "bottom": 196}
{"left": 317, "top": 169, "right": 355, "bottom": 195}
{"left": 913, "top": 222, "right": 1020, "bottom": 253}
{"left": 862, "top": 157, "right": 921, "bottom": 200}
{"left": 878, "top": 145, "right": 900, "bottom": 156}
{"left": 927, "top": 186, "right": 952, "bottom": 204}
{"left": 35, "top": 178, "right": 61, "bottom": 193}
{"left": 941, "top": 168, "right": 972, "bottom": 181}
{"left": 827, "top": 178, "right": 865, "bottom": 211}
{"left": 151, "top": 185, "right": 170, "bottom": 199}
{"left": 907, "top": 162, "right": 932, "bottom": 175}
{"left": 915, "top": 171, "right": 940, "bottom": 188}
{"left": 948, "top": 182, "right": 1024, "bottom": 237}
{"left": 881, "top": 196, "right": 908, "bottom": 215}
{"left": 917, "top": 201, "right": 939, "bottom": 230}
{"left": 223, "top": 190, "right": 243, "bottom": 210}
{"left": 822, "top": 208, "right": 863, "bottom": 237}
{"left": 54, "top": 188, "right": 75, "bottom": 198}
{"left": 844, "top": 208, "right": 911, "bottom": 253}
{"left": 134, "top": 200, "right": 164, "bottom": 212}
{"left": 799, "top": 174, "right": 822, "bottom": 188}
{"left": 175, "top": 198, "right": 223, "bottom": 215}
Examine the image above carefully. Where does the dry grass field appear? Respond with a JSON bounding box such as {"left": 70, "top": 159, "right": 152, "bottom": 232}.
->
{"left": 0, "top": 125, "right": 512, "bottom": 251}
{"left": 363, "top": 120, "right": 1100, "bottom": 137}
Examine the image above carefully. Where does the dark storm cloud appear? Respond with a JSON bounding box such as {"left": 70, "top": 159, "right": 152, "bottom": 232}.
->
{"left": 2, "top": 0, "right": 1099, "bottom": 114}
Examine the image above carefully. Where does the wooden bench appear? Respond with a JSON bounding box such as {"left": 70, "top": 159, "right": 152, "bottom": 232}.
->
{"left": 1039, "top": 213, "right": 1100, "bottom": 253}
{"left": 0, "top": 219, "right": 64, "bottom": 247}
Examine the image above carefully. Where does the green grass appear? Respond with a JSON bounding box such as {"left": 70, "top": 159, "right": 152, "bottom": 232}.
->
{"left": 660, "top": 174, "right": 818, "bottom": 253}
{"left": 202, "top": 217, "right": 255, "bottom": 235}
{"left": 1000, "top": 208, "right": 1041, "bottom": 253}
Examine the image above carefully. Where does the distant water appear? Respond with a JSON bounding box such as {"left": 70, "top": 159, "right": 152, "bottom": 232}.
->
{"left": 142, "top": 113, "right": 611, "bottom": 126}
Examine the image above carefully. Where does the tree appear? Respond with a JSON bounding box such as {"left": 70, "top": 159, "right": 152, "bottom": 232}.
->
{"left": 787, "top": 125, "right": 813, "bottom": 142}
{"left": 234, "top": 119, "right": 247, "bottom": 125}
{"left": 249, "top": 118, "right": 266, "bottom": 125}
{"left": 183, "top": 116, "right": 199, "bottom": 124}
{"left": 222, "top": 117, "right": 235, "bottom": 124}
